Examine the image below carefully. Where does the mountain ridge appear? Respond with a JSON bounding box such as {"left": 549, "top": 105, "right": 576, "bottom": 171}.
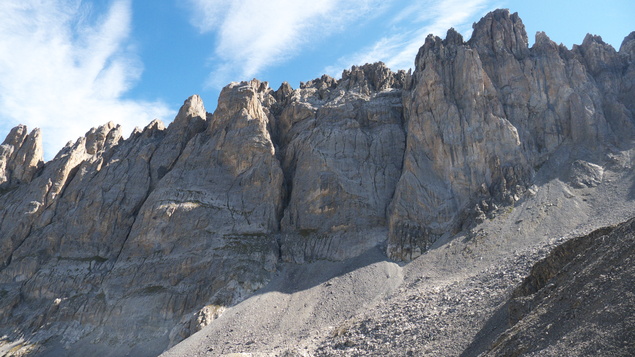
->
{"left": 0, "top": 8, "right": 634, "bottom": 356}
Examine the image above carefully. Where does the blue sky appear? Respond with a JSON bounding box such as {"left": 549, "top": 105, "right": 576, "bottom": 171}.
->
{"left": 0, "top": 0, "right": 633, "bottom": 159}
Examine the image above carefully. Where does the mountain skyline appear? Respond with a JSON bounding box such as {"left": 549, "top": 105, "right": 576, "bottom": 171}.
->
{"left": 0, "top": 0, "right": 632, "bottom": 159}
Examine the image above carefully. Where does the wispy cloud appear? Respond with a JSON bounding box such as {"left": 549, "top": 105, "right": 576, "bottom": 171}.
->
{"left": 187, "top": 0, "right": 389, "bottom": 88}
{"left": 324, "top": 0, "right": 497, "bottom": 76}
{"left": 0, "top": 0, "right": 172, "bottom": 159}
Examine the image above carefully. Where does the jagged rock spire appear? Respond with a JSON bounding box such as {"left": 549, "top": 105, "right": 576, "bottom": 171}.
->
{"left": 0, "top": 125, "right": 43, "bottom": 189}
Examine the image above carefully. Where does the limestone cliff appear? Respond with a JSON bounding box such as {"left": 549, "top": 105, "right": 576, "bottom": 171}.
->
{"left": 277, "top": 64, "right": 408, "bottom": 262}
{"left": 388, "top": 10, "right": 634, "bottom": 259}
{"left": 0, "top": 9, "right": 633, "bottom": 357}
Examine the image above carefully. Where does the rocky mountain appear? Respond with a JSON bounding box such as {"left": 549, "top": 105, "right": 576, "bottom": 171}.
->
{"left": 0, "top": 9, "right": 634, "bottom": 357}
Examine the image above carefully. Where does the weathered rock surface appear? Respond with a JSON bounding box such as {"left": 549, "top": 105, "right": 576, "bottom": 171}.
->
{"left": 278, "top": 64, "right": 408, "bottom": 262}
{"left": 0, "top": 8, "right": 633, "bottom": 357}
{"left": 99, "top": 82, "right": 284, "bottom": 349}
{"left": 0, "top": 125, "right": 43, "bottom": 189}
{"left": 390, "top": 27, "right": 531, "bottom": 260}
{"left": 484, "top": 220, "right": 635, "bottom": 356}
{"left": 0, "top": 89, "right": 285, "bottom": 356}
{"left": 568, "top": 159, "right": 604, "bottom": 188}
{"left": 387, "top": 9, "right": 634, "bottom": 259}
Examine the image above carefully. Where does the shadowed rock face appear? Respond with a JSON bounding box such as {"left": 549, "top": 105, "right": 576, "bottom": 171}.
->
{"left": 0, "top": 8, "right": 633, "bottom": 356}
{"left": 486, "top": 220, "right": 635, "bottom": 356}
{"left": 277, "top": 64, "right": 408, "bottom": 262}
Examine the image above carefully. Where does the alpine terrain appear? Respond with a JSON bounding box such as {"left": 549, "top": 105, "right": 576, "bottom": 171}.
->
{"left": 0, "top": 9, "right": 634, "bottom": 357}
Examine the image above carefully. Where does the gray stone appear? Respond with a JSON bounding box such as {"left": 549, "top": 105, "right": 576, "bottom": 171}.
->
{"left": 568, "top": 160, "right": 604, "bottom": 188}
{"left": 0, "top": 9, "right": 633, "bottom": 357}
{"left": 0, "top": 125, "right": 43, "bottom": 189}
{"left": 278, "top": 63, "right": 407, "bottom": 262}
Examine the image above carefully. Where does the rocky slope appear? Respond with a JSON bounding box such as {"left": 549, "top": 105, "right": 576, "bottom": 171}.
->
{"left": 484, "top": 220, "right": 635, "bottom": 356}
{"left": 0, "top": 9, "right": 634, "bottom": 357}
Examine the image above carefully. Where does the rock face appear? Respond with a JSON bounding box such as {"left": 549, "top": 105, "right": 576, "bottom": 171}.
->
{"left": 391, "top": 28, "right": 531, "bottom": 259}
{"left": 277, "top": 64, "right": 408, "bottom": 262}
{"left": 0, "top": 125, "right": 43, "bottom": 190}
{"left": 388, "top": 10, "right": 635, "bottom": 259}
{"left": 0, "top": 8, "right": 633, "bottom": 357}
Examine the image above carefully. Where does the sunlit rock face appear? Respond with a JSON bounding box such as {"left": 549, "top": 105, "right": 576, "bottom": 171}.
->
{"left": 0, "top": 9, "right": 633, "bottom": 357}
{"left": 388, "top": 10, "right": 634, "bottom": 259}
{"left": 0, "top": 124, "right": 43, "bottom": 189}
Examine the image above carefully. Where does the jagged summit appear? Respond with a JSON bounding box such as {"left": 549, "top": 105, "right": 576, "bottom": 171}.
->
{"left": 620, "top": 31, "right": 635, "bottom": 57}
{"left": 0, "top": 125, "right": 42, "bottom": 190}
{"left": 0, "top": 9, "right": 634, "bottom": 357}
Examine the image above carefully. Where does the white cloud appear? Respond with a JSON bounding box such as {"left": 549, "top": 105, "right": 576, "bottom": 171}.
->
{"left": 187, "top": 0, "right": 390, "bottom": 88}
{"left": 324, "top": 0, "right": 497, "bottom": 76}
{"left": 0, "top": 0, "right": 172, "bottom": 160}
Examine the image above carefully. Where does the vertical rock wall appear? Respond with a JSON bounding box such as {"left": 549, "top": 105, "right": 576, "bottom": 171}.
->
{"left": 387, "top": 10, "right": 635, "bottom": 259}
{"left": 277, "top": 64, "right": 408, "bottom": 261}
